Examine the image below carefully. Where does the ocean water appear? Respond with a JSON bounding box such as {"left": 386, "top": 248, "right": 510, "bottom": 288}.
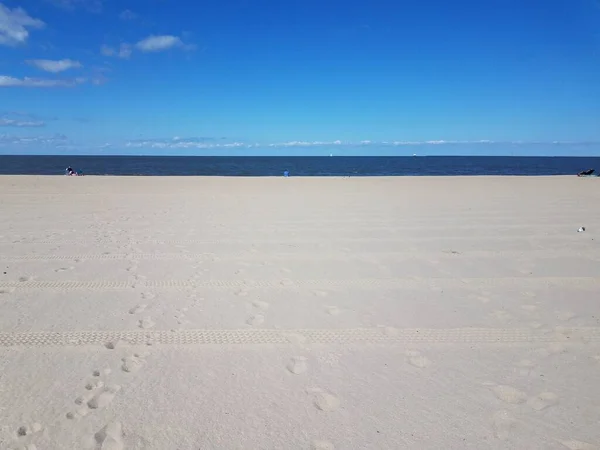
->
{"left": 0, "top": 155, "right": 599, "bottom": 176}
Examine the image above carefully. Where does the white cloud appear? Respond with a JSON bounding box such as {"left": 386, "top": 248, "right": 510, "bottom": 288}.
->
{"left": 26, "top": 59, "right": 82, "bottom": 73}
{"left": 119, "top": 9, "right": 137, "bottom": 20}
{"left": 135, "top": 35, "right": 183, "bottom": 52}
{"left": 0, "top": 75, "right": 85, "bottom": 88}
{"left": 0, "top": 3, "right": 45, "bottom": 46}
{"left": 0, "top": 133, "right": 67, "bottom": 146}
{"left": 122, "top": 138, "right": 597, "bottom": 151}
{"left": 101, "top": 43, "right": 132, "bottom": 59}
{"left": 0, "top": 115, "right": 45, "bottom": 127}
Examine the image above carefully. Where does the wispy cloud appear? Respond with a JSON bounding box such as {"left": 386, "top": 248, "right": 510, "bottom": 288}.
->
{"left": 135, "top": 35, "right": 185, "bottom": 52}
{"left": 0, "top": 75, "right": 85, "bottom": 88}
{"left": 0, "top": 112, "right": 45, "bottom": 127}
{"left": 268, "top": 140, "right": 345, "bottom": 147}
{"left": 119, "top": 9, "right": 137, "bottom": 20}
{"left": 45, "top": 0, "right": 103, "bottom": 13}
{"left": 26, "top": 59, "right": 82, "bottom": 73}
{"left": 0, "top": 133, "right": 68, "bottom": 146}
{"left": 126, "top": 137, "right": 245, "bottom": 149}
{"left": 101, "top": 43, "right": 132, "bottom": 59}
{"left": 124, "top": 138, "right": 596, "bottom": 150}
{"left": 0, "top": 3, "right": 45, "bottom": 46}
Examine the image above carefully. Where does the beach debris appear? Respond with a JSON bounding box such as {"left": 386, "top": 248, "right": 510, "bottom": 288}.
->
{"left": 578, "top": 227, "right": 586, "bottom": 232}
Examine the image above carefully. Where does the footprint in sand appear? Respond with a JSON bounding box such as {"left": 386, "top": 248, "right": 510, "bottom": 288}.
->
{"left": 129, "top": 304, "right": 147, "bottom": 314}
{"left": 287, "top": 357, "right": 308, "bottom": 374}
{"left": 140, "top": 292, "right": 156, "bottom": 300}
{"left": 138, "top": 316, "right": 155, "bottom": 329}
{"left": 313, "top": 441, "right": 335, "bottom": 450}
{"left": 252, "top": 300, "right": 270, "bottom": 311}
{"left": 86, "top": 422, "right": 124, "bottom": 450}
{"left": 406, "top": 350, "right": 431, "bottom": 368}
{"left": 54, "top": 266, "right": 74, "bottom": 272}
{"left": 122, "top": 354, "right": 146, "bottom": 373}
{"left": 313, "top": 392, "right": 340, "bottom": 412}
{"left": 246, "top": 314, "right": 265, "bottom": 326}
{"left": 487, "top": 384, "right": 528, "bottom": 404}
{"left": 527, "top": 392, "right": 559, "bottom": 411}
{"left": 18, "top": 276, "right": 32, "bottom": 283}
{"left": 492, "top": 410, "right": 516, "bottom": 441}
{"left": 105, "top": 340, "right": 120, "bottom": 350}
{"left": 75, "top": 392, "right": 95, "bottom": 406}
{"left": 87, "top": 385, "right": 121, "bottom": 409}
{"left": 324, "top": 306, "right": 340, "bottom": 316}
{"left": 16, "top": 422, "right": 43, "bottom": 438}
{"left": 85, "top": 379, "right": 104, "bottom": 391}
{"left": 14, "top": 422, "right": 43, "bottom": 449}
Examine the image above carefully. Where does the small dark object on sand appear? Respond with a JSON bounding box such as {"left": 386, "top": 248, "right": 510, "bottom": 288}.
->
{"left": 578, "top": 227, "right": 586, "bottom": 232}
{"left": 577, "top": 169, "right": 595, "bottom": 177}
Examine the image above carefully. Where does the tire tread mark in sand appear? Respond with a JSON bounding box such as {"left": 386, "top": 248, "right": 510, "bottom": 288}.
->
{"left": 2, "top": 327, "right": 600, "bottom": 347}
{"left": 2, "top": 248, "right": 593, "bottom": 261}
{"left": 1, "top": 234, "right": 591, "bottom": 245}
{"left": 3, "top": 276, "right": 600, "bottom": 290}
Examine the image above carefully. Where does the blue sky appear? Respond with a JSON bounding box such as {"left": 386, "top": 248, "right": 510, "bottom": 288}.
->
{"left": 1, "top": 0, "right": 600, "bottom": 156}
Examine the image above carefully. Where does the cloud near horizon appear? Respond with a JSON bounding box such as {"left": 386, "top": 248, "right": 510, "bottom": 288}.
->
{"left": 0, "top": 113, "right": 45, "bottom": 127}
{"left": 0, "top": 75, "right": 86, "bottom": 88}
{"left": 26, "top": 59, "right": 82, "bottom": 73}
{"left": 123, "top": 138, "right": 596, "bottom": 150}
{"left": 0, "top": 133, "right": 68, "bottom": 146}
{"left": 0, "top": 3, "right": 45, "bottom": 46}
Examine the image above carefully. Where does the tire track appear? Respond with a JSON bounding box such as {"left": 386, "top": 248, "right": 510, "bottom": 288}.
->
{"left": 1, "top": 327, "right": 599, "bottom": 347}
{"left": 1, "top": 249, "right": 596, "bottom": 261}
{"left": 0, "top": 234, "right": 592, "bottom": 246}
{"left": 2, "top": 276, "right": 600, "bottom": 290}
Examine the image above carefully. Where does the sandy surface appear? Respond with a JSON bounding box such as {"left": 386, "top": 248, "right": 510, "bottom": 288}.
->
{"left": 0, "top": 175, "right": 599, "bottom": 449}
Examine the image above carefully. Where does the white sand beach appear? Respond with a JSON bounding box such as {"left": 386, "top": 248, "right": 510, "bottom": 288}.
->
{"left": 0, "top": 175, "right": 599, "bottom": 449}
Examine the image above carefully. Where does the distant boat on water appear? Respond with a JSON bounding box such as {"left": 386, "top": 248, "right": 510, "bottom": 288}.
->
{"left": 329, "top": 153, "right": 333, "bottom": 157}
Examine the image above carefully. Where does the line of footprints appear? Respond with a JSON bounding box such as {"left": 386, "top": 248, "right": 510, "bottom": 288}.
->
{"left": 10, "top": 345, "right": 147, "bottom": 449}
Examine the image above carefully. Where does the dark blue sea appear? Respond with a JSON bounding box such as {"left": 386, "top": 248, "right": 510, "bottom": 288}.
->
{"left": 0, "top": 155, "right": 599, "bottom": 176}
